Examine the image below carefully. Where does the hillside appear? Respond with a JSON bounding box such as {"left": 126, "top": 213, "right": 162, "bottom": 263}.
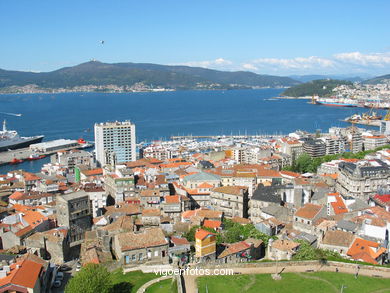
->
{"left": 281, "top": 79, "right": 353, "bottom": 97}
{"left": 0, "top": 61, "right": 299, "bottom": 92}
{"left": 363, "top": 74, "right": 390, "bottom": 84}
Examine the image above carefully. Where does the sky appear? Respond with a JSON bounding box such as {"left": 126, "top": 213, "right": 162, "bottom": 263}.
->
{"left": 1, "top": 0, "right": 390, "bottom": 76}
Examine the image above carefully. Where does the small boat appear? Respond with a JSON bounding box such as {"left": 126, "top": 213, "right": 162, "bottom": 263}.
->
{"left": 27, "top": 154, "right": 46, "bottom": 161}
{"left": 9, "top": 158, "right": 23, "bottom": 164}
{"left": 78, "top": 138, "right": 87, "bottom": 144}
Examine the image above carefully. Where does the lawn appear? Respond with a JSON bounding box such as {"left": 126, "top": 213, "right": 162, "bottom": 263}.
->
{"left": 197, "top": 272, "right": 390, "bottom": 293}
{"left": 111, "top": 269, "right": 159, "bottom": 293}
{"left": 145, "top": 278, "right": 177, "bottom": 293}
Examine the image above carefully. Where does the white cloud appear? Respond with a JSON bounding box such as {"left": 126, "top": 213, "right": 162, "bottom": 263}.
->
{"left": 180, "top": 58, "right": 233, "bottom": 68}
{"left": 252, "top": 56, "right": 335, "bottom": 70}
{"left": 334, "top": 51, "right": 390, "bottom": 66}
{"left": 178, "top": 51, "right": 390, "bottom": 75}
{"left": 242, "top": 63, "right": 258, "bottom": 71}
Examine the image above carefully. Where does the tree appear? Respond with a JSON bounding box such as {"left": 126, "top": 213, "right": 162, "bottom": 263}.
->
{"left": 65, "top": 264, "right": 113, "bottom": 293}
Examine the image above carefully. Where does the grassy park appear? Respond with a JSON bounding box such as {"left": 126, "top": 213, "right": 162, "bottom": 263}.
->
{"left": 197, "top": 272, "right": 390, "bottom": 293}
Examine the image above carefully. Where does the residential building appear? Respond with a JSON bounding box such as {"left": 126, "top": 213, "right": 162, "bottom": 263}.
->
{"left": 293, "top": 203, "right": 326, "bottom": 233}
{"left": 319, "top": 230, "right": 355, "bottom": 256}
{"left": 303, "top": 139, "right": 326, "bottom": 158}
{"left": 210, "top": 186, "right": 249, "bottom": 218}
{"left": 347, "top": 237, "right": 387, "bottom": 265}
{"left": 363, "top": 135, "right": 387, "bottom": 150}
{"left": 94, "top": 121, "right": 136, "bottom": 166}
{"left": 267, "top": 239, "right": 300, "bottom": 260}
{"left": 56, "top": 190, "right": 92, "bottom": 246}
{"left": 336, "top": 160, "right": 390, "bottom": 200}
{"left": 113, "top": 228, "right": 168, "bottom": 266}
{"left": 195, "top": 229, "right": 216, "bottom": 262}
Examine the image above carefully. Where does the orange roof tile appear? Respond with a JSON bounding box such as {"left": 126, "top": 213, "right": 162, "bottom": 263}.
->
{"left": 0, "top": 259, "right": 42, "bottom": 289}
{"left": 295, "top": 203, "right": 323, "bottom": 219}
{"left": 347, "top": 238, "right": 387, "bottom": 264}
{"left": 198, "top": 182, "right": 214, "bottom": 189}
{"left": 82, "top": 168, "right": 103, "bottom": 176}
{"left": 165, "top": 195, "right": 180, "bottom": 204}
{"left": 195, "top": 228, "right": 215, "bottom": 240}
{"left": 203, "top": 220, "right": 222, "bottom": 229}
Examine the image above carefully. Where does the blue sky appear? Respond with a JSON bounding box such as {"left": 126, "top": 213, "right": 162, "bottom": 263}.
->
{"left": 1, "top": 0, "right": 390, "bottom": 76}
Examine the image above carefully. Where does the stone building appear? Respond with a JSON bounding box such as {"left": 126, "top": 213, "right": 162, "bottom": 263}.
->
{"left": 267, "top": 239, "right": 300, "bottom": 260}
{"left": 56, "top": 190, "right": 92, "bottom": 246}
{"left": 336, "top": 160, "right": 390, "bottom": 200}
{"left": 210, "top": 186, "right": 249, "bottom": 218}
{"left": 24, "top": 227, "right": 70, "bottom": 264}
{"left": 293, "top": 203, "right": 326, "bottom": 233}
{"left": 113, "top": 227, "right": 168, "bottom": 266}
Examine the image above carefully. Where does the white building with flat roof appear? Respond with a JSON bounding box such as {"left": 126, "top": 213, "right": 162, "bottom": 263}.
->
{"left": 94, "top": 121, "right": 136, "bottom": 166}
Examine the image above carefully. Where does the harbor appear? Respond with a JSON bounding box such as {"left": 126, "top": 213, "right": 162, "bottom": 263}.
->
{"left": 0, "top": 139, "right": 93, "bottom": 166}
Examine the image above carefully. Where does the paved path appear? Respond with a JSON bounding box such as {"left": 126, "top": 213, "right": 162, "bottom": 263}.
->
{"left": 136, "top": 276, "right": 173, "bottom": 293}
{"left": 183, "top": 262, "right": 390, "bottom": 293}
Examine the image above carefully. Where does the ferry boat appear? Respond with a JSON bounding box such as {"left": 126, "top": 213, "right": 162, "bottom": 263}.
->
{"left": 315, "top": 97, "right": 358, "bottom": 107}
{"left": 0, "top": 120, "right": 44, "bottom": 152}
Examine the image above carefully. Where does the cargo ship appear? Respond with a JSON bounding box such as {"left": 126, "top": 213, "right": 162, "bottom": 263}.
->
{"left": 0, "top": 120, "right": 44, "bottom": 152}
{"left": 315, "top": 97, "right": 358, "bottom": 107}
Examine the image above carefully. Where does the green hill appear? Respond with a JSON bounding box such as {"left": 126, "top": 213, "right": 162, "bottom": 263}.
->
{"left": 281, "top": 79, "right": 352, "bottom": 97}
{"left": 0, "top": 61, "right": 299, "bottom": 91}
{"left": 363, "top": 74, "right": 390, "bottom": 84}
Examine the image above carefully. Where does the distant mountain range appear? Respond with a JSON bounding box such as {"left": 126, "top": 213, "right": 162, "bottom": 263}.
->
{"left": 0, "top": 61, "right": 300, "bottom": 92}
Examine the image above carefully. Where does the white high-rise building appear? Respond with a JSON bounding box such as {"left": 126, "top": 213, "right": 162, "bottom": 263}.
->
{"left": 94, "top": 121, "right": 136, "bottom": 166}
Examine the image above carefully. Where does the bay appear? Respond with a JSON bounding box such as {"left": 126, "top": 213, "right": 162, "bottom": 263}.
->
{"left": 0, "top": 88, "right": 382, "bottom": 173}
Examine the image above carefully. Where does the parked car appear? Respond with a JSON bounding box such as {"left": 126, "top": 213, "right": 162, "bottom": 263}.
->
{"left": 75, "top": 263, "right": 81, "bottom": 272}
{"left": 59, "top": 265, "right": 72, "bottom": 272}
{"left": 56, "top": 272, "right": 64, "bottom": 281}
{"left": 53, "top": 280, "right": 62, "bottom": 288}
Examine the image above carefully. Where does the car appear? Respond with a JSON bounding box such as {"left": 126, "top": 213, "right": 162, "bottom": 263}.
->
{"left": 59, "top": 265, "right": 72, "bottom": 272}
{"left": 52, "top": 280, "right": 62, "bottom": 288}
{"left": 56, "top": 272, "right": 64, "bottom": 281}
{"left": 75, "top": 263, "right": 81, "bottom": 272}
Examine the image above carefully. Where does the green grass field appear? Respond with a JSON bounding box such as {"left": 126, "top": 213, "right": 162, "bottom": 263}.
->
{"left": 145, "top": 278, "right": 177, "bottom": 293}
{"left": 111, "top": 269, "right": 159, "bottom": 293}
{"left": 197, "top": 272, "right": 390, "bottom": 293}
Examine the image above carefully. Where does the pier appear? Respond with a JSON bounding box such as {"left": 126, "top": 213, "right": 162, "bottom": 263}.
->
{"left": 342, "top": 119, "right": 381, "bottom": 127}
{"left": 0, "top": 143, "right": 93, "bottom": 166}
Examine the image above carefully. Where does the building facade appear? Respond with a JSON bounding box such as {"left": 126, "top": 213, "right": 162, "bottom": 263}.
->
{"left": 94, "top": 121, "right": 136, "bottom": 166}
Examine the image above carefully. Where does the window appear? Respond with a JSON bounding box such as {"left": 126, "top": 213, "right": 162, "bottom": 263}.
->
{"left": 139, "top": 253, "right": 143, "bottom": 260}
{"left": 154, "top": 250, "right": 159, "bottom": 257}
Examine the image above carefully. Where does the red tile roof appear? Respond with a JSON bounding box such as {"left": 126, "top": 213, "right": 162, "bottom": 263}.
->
{"left": 347, "top": 238, "right": 387, "bottom": 264}
{"left": 0, "top": 259, "right": 42, "bottom": 289}
{"left": 171, "top": 236, "right": 190, "bottom": 246}
{"left": 218, "top": 241, "right": 251, "bottom": 258}
{"left": 165, "top": 195, "right": 180, "bottom": 204}
{"left": 295, "top": 203, "right": 323, "bottom": 220}
{"left": 203, "top": 220, "right": 222, "bottom": 229}
{"left": 195, "top": 228, "right": 215, "bottom": 241}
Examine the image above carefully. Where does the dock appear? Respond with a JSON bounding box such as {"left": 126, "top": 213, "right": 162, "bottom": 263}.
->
{"left": 343, "top": 119, "right": 381, "bottom": 127}
{"left": 0, "top": 143, "right": 93, "bottom": 166}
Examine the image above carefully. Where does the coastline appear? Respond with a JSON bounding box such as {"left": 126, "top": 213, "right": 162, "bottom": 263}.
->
{"left": 275, "top": 96, "right": 312, "bottom": 100}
